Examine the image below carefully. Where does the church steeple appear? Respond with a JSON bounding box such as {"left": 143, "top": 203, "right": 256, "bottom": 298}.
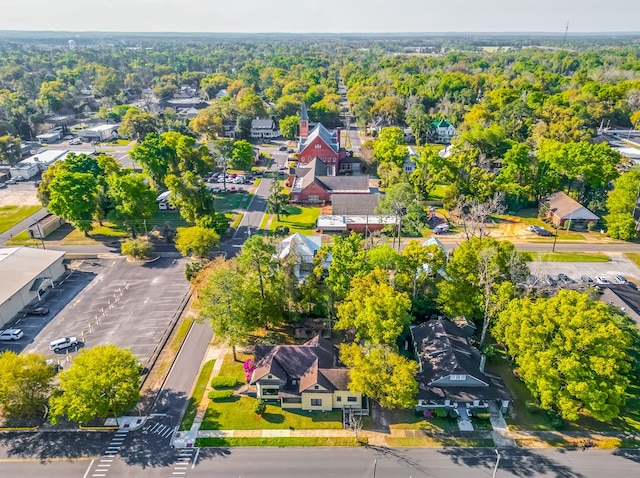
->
{"left": 299, "top": 102, "right": 309, "bottom": 138}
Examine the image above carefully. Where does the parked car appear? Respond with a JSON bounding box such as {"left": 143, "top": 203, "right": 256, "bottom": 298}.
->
{"left": 212, "top": 186, "right": 221, "bottom": 193}
{"left": 543, "top": 275, "right": 557, "bottom": 286}
{"left": 288, "top": 148, "right": 294, "bottom": 153}
{"left": 278, "top": 145, "right": 287, "bottom": 151}
{"left": 614, "top": 275, "right": 628, "bottom": 284}
{"left": 50, "top": 336, "right": 79, "bottom": 352}
{"left": 433, "top": 223, "right": 450, "bottom": 234}
{"left": 581, "top": 275, "right": 594, "bottom": 284}
{"left": 595, "top": 275, "right": 611, "bottom": 285}
{"left": 229, "top": 186, "right": 237, "bottom": 193}
{"left": 25, "top": 307, "right": 49, "bottom": 316}
{"left": 0, "top": 182, "right": 6, "bottom": 189}
{"left": 14, "top": 175, "right": 25, "bottom": 182}
{"left": 69, "top": 139, "right": 82, "bottom": 145}
{"left": 0, "top": 328, "right": 24, "bottom": 341}
{"left": 557, "top": 274, "right": 572, "bottom": 284}
{"left": 5, "top": 179, "right": 16, "bottom": 185}
{"left": 63, "top": 135, "right": 73, "bottom": 140}
{"left": 535, "top": 227, "right": 553, "bottom": 236}
{"left": 526, "top": 225, "right": 540, "bottom": 232}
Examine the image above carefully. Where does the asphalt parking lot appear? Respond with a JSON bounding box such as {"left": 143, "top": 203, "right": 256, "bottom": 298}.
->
{"left": 3, "top": 255, "right": 190, "bottom": 368}
{"left": 528, "top": 254, "right": 640, "bottom": 284}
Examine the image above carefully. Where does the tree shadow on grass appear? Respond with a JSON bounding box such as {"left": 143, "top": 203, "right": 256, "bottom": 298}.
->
{"left": 262, "top": 413, "right": 285, "bottom": 424}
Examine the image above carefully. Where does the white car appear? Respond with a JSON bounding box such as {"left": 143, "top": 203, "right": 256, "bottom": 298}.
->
{"left": 50, "top": 336, "right": 79, "bottom": 352}
{"left": 614, "top": 275, "right": 628, "bottom": 284}
{"left": 595, "top": 276, "right": 611, "bottom": 285}
{"left": 0, "top": 328, "right": 24, "bottom": 341}
{"left": 69, "top": 139, "right": 82, "bottom": 145}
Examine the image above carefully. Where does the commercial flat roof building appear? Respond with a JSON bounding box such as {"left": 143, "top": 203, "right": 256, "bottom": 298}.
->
{"left": 0, "top": 247, "right": 65, "bottom": 327}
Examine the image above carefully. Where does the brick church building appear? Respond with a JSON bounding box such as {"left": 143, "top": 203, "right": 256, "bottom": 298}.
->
{"left": 297, "top": 102, "right": 347, "bottom": 176}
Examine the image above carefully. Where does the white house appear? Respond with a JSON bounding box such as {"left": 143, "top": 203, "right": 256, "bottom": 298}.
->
{"left": 77, "top": 124, "right": 119, "bottom": 142}
{"left": 430, "top": 120, "right": 456, "bottom": 144}
{"left": 277, "top": 233, "right": 329, "bottom": 280}
{"left": 250, "top": 117, "right": 280, "bottom": 139}
{"left": 403, "top": 146, "right": 419, "bottom": 173}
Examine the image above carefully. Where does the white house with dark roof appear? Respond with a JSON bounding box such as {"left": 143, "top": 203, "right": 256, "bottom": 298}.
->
{"left": 429, "top": 119, "right": 456, "bottom": 144}
{"left": 411, "top": 320, "right": 511, "bottom": 416}
{"left": 250, "top": 116, "right": 280, "bottom": 139}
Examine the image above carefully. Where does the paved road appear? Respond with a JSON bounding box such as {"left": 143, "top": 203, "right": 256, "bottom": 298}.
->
{"left": 2, "top": 445, "right": 640, "bottom": 477}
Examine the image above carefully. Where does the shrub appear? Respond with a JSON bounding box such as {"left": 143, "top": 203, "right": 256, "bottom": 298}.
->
{"left": 254, "top": 399, "right": 266, "bottom": 416}
{"left": 208, "top": 390, "right": 234, "bottom": 401}
{"left": 475, "top": 412, "right": 491, "bottom": 421}
{"left": 121, "top": 237, "right": 153, "bottom": 260}
{"left": 547, "top": 411, "right": 564, "bottom": 430}
{"left": 211, "top": 376, "right": 238, "bottom": 388}
{"left": 274, "top": 226, "right": 290, "bottom": 237}
{"left": 447, "top": 409, "right": 459, "bottom": 419}
{"left": 432, "top": 408, "right": 449, "bottom": 418}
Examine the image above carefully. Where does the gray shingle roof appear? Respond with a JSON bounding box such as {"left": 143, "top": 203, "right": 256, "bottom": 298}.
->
{"left": 411, "top": 320, "right": 511, "bottom": 402}
{"left": 299, "top": 123, "right": 339, "bottom": 153}
{"left": 543, "top": 192, "right": 599, "bottom": 221}
{"left": 300, "top": 101, "right": 309, "bottom": 121}
{"left": 332, "top": 194, "right": 381, "bottom": 215}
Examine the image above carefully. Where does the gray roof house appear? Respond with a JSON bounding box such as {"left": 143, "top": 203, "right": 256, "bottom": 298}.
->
{"left": 411, "top": 320, "right": 511, "bottom": 415}
{"left": 250, "top": 117, "right": 280, "bottom": 139}
{"left": 541, "top": 192, "right": 599, "bottom": 229}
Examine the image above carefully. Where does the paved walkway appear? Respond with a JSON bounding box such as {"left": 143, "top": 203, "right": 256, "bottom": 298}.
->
{"left": 488, "top": 402, "right": 516, "bottom": 447}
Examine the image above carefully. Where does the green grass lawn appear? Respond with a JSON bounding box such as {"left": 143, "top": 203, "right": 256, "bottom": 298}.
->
{"left": 218, "top": 352, "right": 252, "bottom": 383}
{"left": 385, "top": 437, "right": 495, "bottom": 447}
{"left": 387, "top": 409, "right": 460, "bottom": 432}
{"left": 0, "top": 205, "right": 42, "bottom": 234}
{"left": 624, "top": 253, "right": 640, "bottom": 268}
{"left": 60, "top": 221, "right": 130, "bottom": 245}
{"left": 269, "top": 206, "right": 320, "bottom": 234}
{"left": 5, "top": 230, "right": 40, "bottom": 246}
{"left": 181, "top": 359, "right": 216, "bottom": 431}
{"left": 214, "top": 192, "right": 252, "bottom": 212}
{"left": 195, "top": 437, "right": 366, "bottom": 447}
{"left": 201, "top": 396, "right": 343, "bottom": 430}
{"left": 150, "top": 210, "right": 191, "bottom": 229}
{"left": 524, "top": 252, "right": 610, "bottom": 262}
{"left": 427, "top": 183, "right": 450, "bottom": 202}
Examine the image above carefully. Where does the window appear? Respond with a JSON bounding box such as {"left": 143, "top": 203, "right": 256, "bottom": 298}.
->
{"left": 283, "top": 397, "right": 302, "bottom": 404}
{"left": 314, "top": 385, "right": 319, "bottom": 390}
{"left": 311, "top": 399, "right": 322, "bottom": 407}
{"left": 336, "top": 396, "right": 342, "bottom": 402}
{"left": 315, "top": 144, "right": 321, "bottom": 149}
{"left": 347, "top": 396, "right": 357, "bottom": 402}
{"left": 262, "top": 388, "right": 279, "bottom": 396}
{"left": 450, "top": 374, "right": 467, "bottom": 381}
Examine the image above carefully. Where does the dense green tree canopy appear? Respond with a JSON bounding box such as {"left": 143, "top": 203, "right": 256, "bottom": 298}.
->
{"left": 341, "top": 343, "right": 418, "bottom": 410}
{"left": 175, "top": 226, "right": 220, "bottom": 258}
{"left": 493, "top": 290, "right": 632, "bottom": 421}
{"left": 0, "top": 352, "right": 56, "bottom": 418}
{"left": 49, "top": 345, "right": 141, "bottom": 424}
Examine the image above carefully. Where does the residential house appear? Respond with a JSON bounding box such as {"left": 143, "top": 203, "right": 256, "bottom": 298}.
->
{"left": 250, "top": 336, "right": 362, "bottom": 411}
{"left": 541, "top": 192, "right": 599, "bottom": 230}
{"left": 429, "top": 120, "right": 456, "bottom": 144}
{"left": 297, "top": 102, "right": 346, "bottom": 176}
{"left": 276, "top": 233, "right": 329, "bottom": 280}
{"left": 215, "top": 89, "right": 228, "bottom": 99}
{"left": 250, "top": 116, "right": 281, "bottom": 139}
{"left": 411, "top": 320, "right": 511, "bottom": 416}
{"left": 403, "top": 146, "right": 419, "bottom": 173}
{"left": 290, "top": 158, "right": 370, "bottom": 204}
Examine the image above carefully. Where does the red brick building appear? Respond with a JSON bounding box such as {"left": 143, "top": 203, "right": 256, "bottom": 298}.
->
{"left": 290, "top": 158, "right": 370, "bottom": 204}
{"left": 297, "top": 102, "right": 346, "bottom": 175}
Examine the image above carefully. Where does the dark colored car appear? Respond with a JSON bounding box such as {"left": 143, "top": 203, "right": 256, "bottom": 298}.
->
{"left": 543, "top": 275, "right": 557, "bottom": 286}
{"left": 25, "top": 307, "right": 49, "bottom": 316}
{"left": 557, "top": 274, "right": 572, "bottom": 284}
{"left": 581, "top": 275, "right": 594, "bottom": 284}
{"left": 278, "top": 145, "right": 287, "bottom": 151}
{"left": 535, "top": 228, "right": 554, "bottom": 237}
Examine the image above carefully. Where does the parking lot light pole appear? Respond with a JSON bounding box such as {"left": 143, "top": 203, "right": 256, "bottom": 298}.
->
{"left": 552, "top": 223, "right": 559, "bottom": 252}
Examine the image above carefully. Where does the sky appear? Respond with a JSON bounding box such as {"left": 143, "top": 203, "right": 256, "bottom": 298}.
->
{"left": 1, "top": 0, "right": 639, "bottom": 33}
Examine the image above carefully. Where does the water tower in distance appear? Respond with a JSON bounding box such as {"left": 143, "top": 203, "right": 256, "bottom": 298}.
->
{"left": 68, "top": 39, "right": 77, "bottom": 51}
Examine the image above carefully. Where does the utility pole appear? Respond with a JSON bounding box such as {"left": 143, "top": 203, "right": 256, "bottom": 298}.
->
{"left": 492, "top": 449, "right": 501, "bottom": 478}
{"left": 563, "top": 21, "right": 569, "bottom": 45}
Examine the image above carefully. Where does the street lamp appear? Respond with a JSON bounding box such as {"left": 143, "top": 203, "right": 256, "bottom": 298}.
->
{"left": 492, "top": 448, "right": 501, "bottom": 478}
{"left": 551, "top": 208, "right": 559, "bottom": 253}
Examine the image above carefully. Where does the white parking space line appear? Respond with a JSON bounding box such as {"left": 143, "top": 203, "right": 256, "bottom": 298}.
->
{"left": 82, "top": 459, "right": 95, "bottom": 478}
